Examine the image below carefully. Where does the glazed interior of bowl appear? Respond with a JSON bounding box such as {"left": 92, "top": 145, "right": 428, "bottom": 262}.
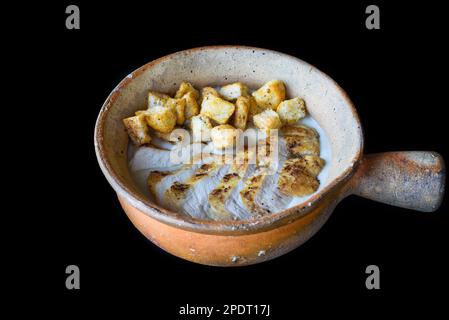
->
{"left": 95, "top": 46, "right": 363, "bottom": 230}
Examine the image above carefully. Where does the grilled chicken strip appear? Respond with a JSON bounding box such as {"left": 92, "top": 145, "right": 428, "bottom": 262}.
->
{"left": 129, "top": 143, "right": 204, "bottom": 171}
{"left": 222, "top": 164, "right": 258, "bottom": 220}
{"left": 280, "top": 125, "right": 320, "bottom": 157}
{"left": 164, "top": 161, "right": 230, "bottom": 219}
{"left": 206, "top": 151, "right": 255, "bottom": 221}
{"left": 147, "top": 165, "right": 199, "bottom": 208}
{"left": 253, "top": 157, "right": 290, "bottom": 214}
{"left": 239, "top": 168, "right": 271, "bottom": 216}
{"left": 278, "top": 155, "right": 325, "bottom": 197}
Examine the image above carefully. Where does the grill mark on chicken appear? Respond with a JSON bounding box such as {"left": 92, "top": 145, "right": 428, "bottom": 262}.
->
{"left": 189, "top": 163, "right": 216, "bottom": 182}
{"left": 281, "top": 125, "right": 319, "bottom": 138}
{"left": 222, "top": 164, "right": 258, "bottom": 220}
{"left": 207, "top": 173, "right": 241, "bottom": 220}
{"left": 163, "top": 161, "right": 230, "bottom": 219}
{"left": 183, "top": 164, "right": 230, "bottom": 219}
{"left": 147, "top": 165, "right": 198, "bottom": 210}
{"left": 147, "top": 170, "right": 174, "bottom": 196}
{"left": 280, "top": 125, "right": 320, "bottom": 158}
{"left": 165, "top": 163, "right": 217, "bottom": 210}
{"left": 284, "top": 136, "right": 320, "bottom": 157}
{"left": 206, "top": 151, "right": 254, "bottom": 220}
{"left": 278, "top": 155, "right": 325, "bottom": 197}
{"left": 253, "top": 149, "right": 290, "bottom": 213}
{"left": 167, "top": 182, "right": 191, "bottom": 201}
{"left": 240, "top": 171, "right": 270, "bottom": 215}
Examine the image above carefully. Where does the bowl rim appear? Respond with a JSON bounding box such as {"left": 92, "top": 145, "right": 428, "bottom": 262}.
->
{"left": 94, "top": 45, "right": 364, "bottom": 235}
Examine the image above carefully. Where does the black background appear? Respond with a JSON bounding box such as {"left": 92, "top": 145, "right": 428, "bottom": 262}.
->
{"left": 12, "top": 0, "right": 448, "bottom": 317}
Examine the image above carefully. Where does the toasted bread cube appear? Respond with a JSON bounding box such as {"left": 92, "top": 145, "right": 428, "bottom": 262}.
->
{"left": 233, "top": 96, "right": 250, "bottom": 130}
{"left": 202, "top": 86, "right": 220, "bottom": 97}
{"left": 191, "top": 114, "right": 213, "bottom": 142}
{"left": 277, "top": 97, "right": 306, "bottom": 124}
{"left": 211, "top": 124, "right": 240, "bottom": 149}
{"left": 166, "top": 98, "right": 186, "bottom": 125}
{"left": 182, "top": 91, "right": 200, "bottom": 119}
{"left": 201, "top": 94, "right": 235, "bottom": 124}
{"left": 247, "top": 96, "right": 265, "bottom": 121}
{"left": 253, "top": 109, "right": 282, "bottom": 131}
{"left": 219, "top": 82, "right": 249, "bottom": 101}
{"left": 123, "top": 113, "right": 151, "bottom": 145}
{"left": 199, "top": 87, "right": 220, "bottom": 105}
{"left": 252, "top": 80, "right": 286, "bottom": 110}
{"left": 144, "top": 106, "right": 177, "bottom": 133}
{"left": 148, "top": 91, "right": 170, "bottom": 108}
{"left": 175, "top": 81, "right": 199, "bottom": 100}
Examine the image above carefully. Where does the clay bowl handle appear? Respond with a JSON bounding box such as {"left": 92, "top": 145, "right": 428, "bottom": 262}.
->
{"left": 349, "top": 152, "right": 445, "bottom": 212}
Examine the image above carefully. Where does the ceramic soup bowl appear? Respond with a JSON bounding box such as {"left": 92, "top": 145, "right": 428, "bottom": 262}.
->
{"left": 95, "top": 46, "right": 445, "bottom": 266}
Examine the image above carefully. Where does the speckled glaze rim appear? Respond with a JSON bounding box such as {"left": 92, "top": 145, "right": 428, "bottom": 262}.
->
{"left": 94, "top": 45, "right": 364, "bottom": 235}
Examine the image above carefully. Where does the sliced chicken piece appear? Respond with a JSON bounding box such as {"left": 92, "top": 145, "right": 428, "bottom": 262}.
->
{"left": 283, "top": 136, "right": 320, "bottom": 157}
{"left": 281, "top": 124, "right": 319, "bottom": 138}
{"left": 207, "top": 172, "right": 241, "bottom": 220}
{"left": 239, "top": 168, "right": 271, "bottom": 216}
{"left": 221, "top": 143, "right": 287, "bottom": 219}
{"left": 147, "top": 165, "right": 198, "bottom": 209}
{"left": 129, "top": 143, "right": 205, "bottom": 171}
{"left": 147, "top": 170, "right": 174, "bottom": 196}
{"left": 163, "top": 181, "right": 191, "bottom": 209}
{"left": 223, "top": 164, "right": 259, "bottom": 220}
{"left": 253, "top": 148, "right": 290, "bottom": 213}
{"left": 184, "top": 164, "right": 229, "bottom": 219}
{"left": 130, "top": 146, "right": 179, "bottom": 171}
{"left": 293, "top": 154, "right": 326, "bottom": 177}
{"left": 206, "top": 150, "right": 254, "bottom": 221}
{"left": 278, "top": 155, "right": 325, "bottom": 197}
{"left": 164, "top": 161, "right": 229, "bottom": 219}
{"left": 280, "top": 124, "right": 320, "bottom": 157}
{"left": 186, "top": 162, "right": 220, "bottom": 184}
{"left": 254, "top": 172, "right": 291, "bottom": 213}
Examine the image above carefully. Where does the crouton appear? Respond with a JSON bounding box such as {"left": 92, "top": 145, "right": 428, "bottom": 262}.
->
{"left": 247, "top": 96, "right": 265, "bottom": 121}
{"left": 199, "top": 86, "right": 220, "bottom": 105}
{"left": 144, "top": 106, "right": 177, "bottom": 133}
{"left": 148, "top": 91, "right": 170, "bottom": 108}
{"left": 191, "top": 114, "right": 213, "bottom": 142}
{"left": 232, "top": 96, "right": 250, "bottom": 130}
{"left": 252, "top": 80, "right": 286, "bottom": 110}
{"left": 175, "top": 81, "right": 199, "bottom": 99}
{"left": 182, "top": 91, "right": 200, "bottom": 119}
{"left": 281, "top": 124, "right": 318, "bottom": 138}
{"left": 253, "top": 109, "right": 282, "bottom": 131}
{"left": 122, "top": 113, "right": 151, "bottom": 145}
{"left": 211, "top": 124, "right": 240, "bottom": 149}
{"left": 219, "top": 82, "right": 249, "bottom": 101}
{"left": 201, "top": 94, "right": 235, "bottom": 124}
{"left": 166, "top": 98, "right": 186, "bottom": 125}
{"left": 276, "top": 97, "right": 306, "bottom": 124}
